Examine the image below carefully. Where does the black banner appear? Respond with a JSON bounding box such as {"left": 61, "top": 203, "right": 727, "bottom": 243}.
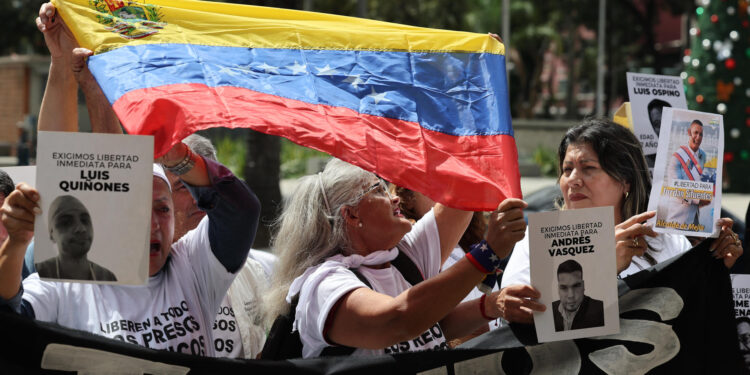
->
{"left": 0, "top": 240, "right": 743, "bottom": 374}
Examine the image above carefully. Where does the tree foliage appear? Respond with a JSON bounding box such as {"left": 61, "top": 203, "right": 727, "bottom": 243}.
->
{"left": 0, "top": 0, "right": 47, "bottom": 55}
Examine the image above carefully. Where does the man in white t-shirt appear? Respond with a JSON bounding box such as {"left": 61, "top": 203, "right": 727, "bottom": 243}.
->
{"left": 0, "top": 155, "right": 260, "bottom": 357}
{"left": 170, "top": 134, "right": 269, "bottom": 359}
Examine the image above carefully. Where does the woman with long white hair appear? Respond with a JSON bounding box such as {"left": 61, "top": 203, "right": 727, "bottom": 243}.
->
{"left": 265, "top": 158, "right": 545, "bottom": 358}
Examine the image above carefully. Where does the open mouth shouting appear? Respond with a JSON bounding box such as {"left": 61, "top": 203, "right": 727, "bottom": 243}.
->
{"left": 150, "top": 240, "right": 162, "bottom": 257}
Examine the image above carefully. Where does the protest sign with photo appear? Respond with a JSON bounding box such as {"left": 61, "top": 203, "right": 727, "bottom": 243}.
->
{"left": 528, "top": 206, "right": 619, "bottom": 342}
{"left": 33, "top": 131, "right": 153, "bottom": 285}
{"left": 626, "top": 72, "right": 688, "bottom": 162}
{"left": 647, "top": 108, "right": 723, "bottom": 237}
{"left": 732, "top": 274, "right": 750, "bottom": 319}
{"left": 1, "top": 166, "right": 36, "bottom": 188}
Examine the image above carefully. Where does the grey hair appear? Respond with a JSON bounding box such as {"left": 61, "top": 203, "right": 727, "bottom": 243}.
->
{"left": 264, "top": 158, "right": 374, "bottom": 326}
{"left": 183, "top": 134, "right": 217, "bottom": 161}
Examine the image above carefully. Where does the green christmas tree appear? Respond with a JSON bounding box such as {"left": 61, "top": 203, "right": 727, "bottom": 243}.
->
{"left": 684, "top": 0, "right": 750, "bottom": 193}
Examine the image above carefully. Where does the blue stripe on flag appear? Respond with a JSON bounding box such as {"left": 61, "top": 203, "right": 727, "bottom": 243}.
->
{"left": 89, "top": 44, "right": 512, "bottom": 137}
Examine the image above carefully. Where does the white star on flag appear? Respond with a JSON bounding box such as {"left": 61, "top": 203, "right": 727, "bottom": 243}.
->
{"left": 367, "top": 87, "right": 390, "bottom": 104}
{"left": 343, "top": 74, "right": 364, "bottom": 89}
{"left": 315, "top": 64, "right": 339, "bottom": 76}
{"left": 286, "top": 61, "right": 307, "bottom": 75}
{"left": 257, "top": 62, "right": 279, "bottom": 74}
{"left": 480, "top": 243, "right": 488, "bottom": 251}
{"left": 218, "top": 66, "right": 241, "bottom": 76}
{"left": 489, "top": 254, "right": 499, "bottom": 262}
{"left": 220, "top": 65, "right": 254, "bottom": 76}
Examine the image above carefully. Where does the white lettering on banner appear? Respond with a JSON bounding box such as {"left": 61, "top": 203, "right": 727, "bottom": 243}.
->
{"left": 588, "top": 319, "right": 679, "bottom": 374}
{"left": 452, "top": 288, "right": 682, "bottom": 374}
{"left": 588, "top": 287, "right": 682, "bottom": 374}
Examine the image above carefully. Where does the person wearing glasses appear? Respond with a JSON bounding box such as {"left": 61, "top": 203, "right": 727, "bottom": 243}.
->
{"left": 264, "top": 158, "right": 544, "bottom": 358}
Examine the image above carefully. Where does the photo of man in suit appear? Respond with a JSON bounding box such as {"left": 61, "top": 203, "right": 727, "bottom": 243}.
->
{"left": 552, "top": 259, "right": 604, "bottom": 331}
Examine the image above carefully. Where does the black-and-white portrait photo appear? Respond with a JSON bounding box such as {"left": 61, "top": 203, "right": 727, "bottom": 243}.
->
{"left": 552, "top": 259, "right": 604, "bottom": 332}
{"left": 35, "top": 195, "right": 117, "bottom": 281}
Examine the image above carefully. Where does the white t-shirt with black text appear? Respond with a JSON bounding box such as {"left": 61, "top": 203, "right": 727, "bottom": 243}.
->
{"left": 22, "top": 217, "right": 234, "bottom": 357}
{"left": 296, "top": 210, "right": 449, "bottom": 358}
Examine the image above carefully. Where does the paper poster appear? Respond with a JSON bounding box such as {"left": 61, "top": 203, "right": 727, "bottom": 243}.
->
{"left": 647, "top": 108, "right": 723, "bottom": 238}
{"left": 528, "top": 206, "right": 619, "bottom": 342}
{"left": 732, "top": 275, "right": 750, "bottom": 318}
{"left": 33, "top": 131, "right": 153, "bottom": 285}
{"left": 731, "top": 274, "right": 750, "bottom": 373}
{"left": 626, "top": 72, "right": 688, "bottom": 168}
{"left": 1, "top": 166, "right": 36, "bottom": 188}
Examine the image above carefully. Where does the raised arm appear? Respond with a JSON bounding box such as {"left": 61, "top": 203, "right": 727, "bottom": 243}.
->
{"left": 326, "top": 198, "right": 529, "bottom": 349}
{"left": 433, "top": 204, "right": 472, "bottom": 264}
{"left": 72, "top": 48, "right": 123, "bottom": 134}
{"left": 159, "top": 143, "right": 260, "bottom": 273}
{"left": 36, "top": 2, "right": 78, "bottom": 132}
{"left": 327, "top": 258, "right": 485, "bottom": 349}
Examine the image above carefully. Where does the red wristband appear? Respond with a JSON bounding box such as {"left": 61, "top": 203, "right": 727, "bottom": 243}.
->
{"left": 479, "top": 294, "right": 494, "bottom": 320}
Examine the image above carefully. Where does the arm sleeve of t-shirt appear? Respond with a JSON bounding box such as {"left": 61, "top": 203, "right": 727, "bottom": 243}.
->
{"left": 298, "top": 267, "right": 367, "bottom": 358}
{"left": 19, "top": 274, "right": 60, "bottom": 321}
{"left": 183, "top": 157, "right": 260, "bottom": 273}
{"left": 396, "top": 209, "right": 441, "bottom": 279}
{"left": 500, "top": 230, "right": 531, "bottom": 288}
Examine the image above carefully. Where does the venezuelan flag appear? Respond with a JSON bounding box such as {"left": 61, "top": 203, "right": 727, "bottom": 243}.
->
{"left": 54, "top": 0, "right": 519, "bottom": 211}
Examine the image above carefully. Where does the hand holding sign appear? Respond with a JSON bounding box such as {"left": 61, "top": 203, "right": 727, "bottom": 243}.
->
{"left": 0, "top": 183, "right": 40, "bottom": 246}
{"left": 614, "top": 211, "right": 657, "bottom": 273}
{"left": 487, "top": 284, "right": 545, "bottom": 324}
{"left": 486, "top": 198, "right": 528, "bottom": 259}
{"left": 711, "top": 217, "right": 743, "bottom": 268}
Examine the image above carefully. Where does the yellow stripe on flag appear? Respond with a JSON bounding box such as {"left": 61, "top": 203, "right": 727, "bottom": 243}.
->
{"left": 53, "top": 0, "right": 504, "bottom": 55}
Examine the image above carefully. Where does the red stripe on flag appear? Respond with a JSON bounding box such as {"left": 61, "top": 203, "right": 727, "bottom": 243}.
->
{"left": 114, "top": 83, "right": 521, "bottom": 210}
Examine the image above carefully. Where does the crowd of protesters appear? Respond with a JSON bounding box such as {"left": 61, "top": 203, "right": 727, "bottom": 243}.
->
{"left": 0, "top": 1, "right": 745, "bottom": 363}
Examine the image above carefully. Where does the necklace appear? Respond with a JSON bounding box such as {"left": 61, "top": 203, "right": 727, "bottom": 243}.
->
{"left": 55, "top": 257, "right": 97, "bottom": 281}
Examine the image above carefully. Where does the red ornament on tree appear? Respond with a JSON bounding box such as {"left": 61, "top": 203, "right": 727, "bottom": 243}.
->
{"left": 725, "top": 152, "right": 735, "bottom": 163}
{"left": 684, "top": 48, "right": 691, "bottom": 56}
{"left": 711, "top": 14, "right": 719, "bottom": 23}
{"left": 696, "top": 94, "right": 705, "bottom": 103}
{"left": 688, "top": 76, "right": 697, "bottom": 84}
{"left": 744, "top": 20, "right": 750, "bottom": 28}
{"left": 746, "top": 118, "right": 750, "bottom": 127}
{"left": 726, "top": 58, "right": 737, "bottom": 69}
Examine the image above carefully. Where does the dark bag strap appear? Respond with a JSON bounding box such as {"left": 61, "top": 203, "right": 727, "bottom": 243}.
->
{"left": 262, "top": 250, "right": 424, "bottom": 359}
{"left": 391, "top": 247, "right": 424, "bottom": 285}
{"left": 260, "top": 294, "right": 302, "bottom": 360}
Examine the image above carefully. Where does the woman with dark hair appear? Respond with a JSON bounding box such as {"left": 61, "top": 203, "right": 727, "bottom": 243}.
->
{"left": 265, "top": 158, "right": 545, "bottom": 358}
{"left": 502, "top": 117, "right": 742, "bottom": 288}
